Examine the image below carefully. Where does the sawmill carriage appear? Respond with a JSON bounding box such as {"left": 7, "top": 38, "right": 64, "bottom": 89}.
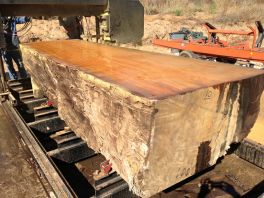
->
{"left": 153, "top": 21, "right": 264, "bottom": 69}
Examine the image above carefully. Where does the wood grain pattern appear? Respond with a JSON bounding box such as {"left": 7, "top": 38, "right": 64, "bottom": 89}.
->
{"left": 22, "top": 40, "right": 264, "bottom": 99}
{"left": 20, "top": 40, "right": 264, "bottom": 197}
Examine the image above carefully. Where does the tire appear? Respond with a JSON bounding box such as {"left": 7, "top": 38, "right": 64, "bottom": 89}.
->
{"left": 216, "top": 57, "right": 237, "bottom": 64}
{"left": 179, "top": 51, "right": 198, "bottom": 59}
{"left": 170, "top": 48, "right": 180, "bottom": 56}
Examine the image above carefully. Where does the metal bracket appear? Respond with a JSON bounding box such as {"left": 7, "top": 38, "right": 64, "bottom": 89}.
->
{"left": 0, "top": 91, "right": 17, "bottom": 106}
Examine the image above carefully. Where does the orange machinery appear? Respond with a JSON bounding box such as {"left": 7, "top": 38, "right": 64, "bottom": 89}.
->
{"left": 153, "top": 21, "right": 264, "bottom": 68}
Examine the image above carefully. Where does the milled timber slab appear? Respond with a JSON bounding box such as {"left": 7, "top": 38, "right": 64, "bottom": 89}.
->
{"left": 20, "top": 40, "right": 264, "bottom": 197}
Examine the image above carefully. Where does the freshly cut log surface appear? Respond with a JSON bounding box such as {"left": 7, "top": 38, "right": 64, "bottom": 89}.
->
{"left": 21, "top": 40, "right": 264, "bottom": 197}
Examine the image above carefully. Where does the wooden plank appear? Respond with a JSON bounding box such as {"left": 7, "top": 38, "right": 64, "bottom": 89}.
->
{"left": 20, "top": 40, "right": 264, "bottom": 197}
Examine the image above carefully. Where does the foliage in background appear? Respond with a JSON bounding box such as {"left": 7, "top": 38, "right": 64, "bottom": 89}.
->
{"left": 140, "top": 0, "right": 264, "bottom": 22}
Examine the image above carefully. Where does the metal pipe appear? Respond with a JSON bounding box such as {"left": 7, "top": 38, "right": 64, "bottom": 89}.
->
{"left": 0, "top": 55, "right": 7, "bottom": 91}
{"left": 95, "top": 16, "right": 100, "bottom": 42}
{"left": 0, "top": 15, "right": 7, "bottom": 92}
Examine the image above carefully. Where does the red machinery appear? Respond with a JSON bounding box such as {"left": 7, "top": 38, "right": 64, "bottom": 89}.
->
{"left": 153, "top": 21, "right": 264, "bottom": 69}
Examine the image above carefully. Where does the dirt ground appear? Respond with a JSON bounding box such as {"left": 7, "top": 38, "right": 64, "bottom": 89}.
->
{"left": 0, "top": 105, "right": 47, "bottom": 198}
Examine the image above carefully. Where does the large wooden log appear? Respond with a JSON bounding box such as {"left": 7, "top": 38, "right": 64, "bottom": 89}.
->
{"left": 20, "top": 40, "right": 264, "bottom": 197}
{"left": 247, "top": 93, "right": 264, "bottom": 145}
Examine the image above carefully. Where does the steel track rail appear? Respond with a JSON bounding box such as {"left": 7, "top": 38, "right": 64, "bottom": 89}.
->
{"left": 2, "top": 99, "right": 76, "bottom": 198}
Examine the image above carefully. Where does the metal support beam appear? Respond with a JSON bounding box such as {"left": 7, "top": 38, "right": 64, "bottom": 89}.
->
{"left": 0, "top": 0, "right": 144, "bottom": 43}
{"left": 0, "top": 56, "right": 7, "bottom": 92}
{"left": 28, "top": 116, "right": 65, "bottom": 134}
{"left": 48, "top": 141, "right": 95, "bottom": 163}
{"left": 1, "top": 4, "right": 106, "bottom": 17}
{"left": 0, "top": 0, "right": 107, "bottom": 4}
{"left": 0, "top": 13, "right": 7, "bottom": 92}
{"left": 0, "top": 0, "right": 107, "bottom": 16}
{"left": 95, "top": 16, "right": 101, "bottom": 42}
